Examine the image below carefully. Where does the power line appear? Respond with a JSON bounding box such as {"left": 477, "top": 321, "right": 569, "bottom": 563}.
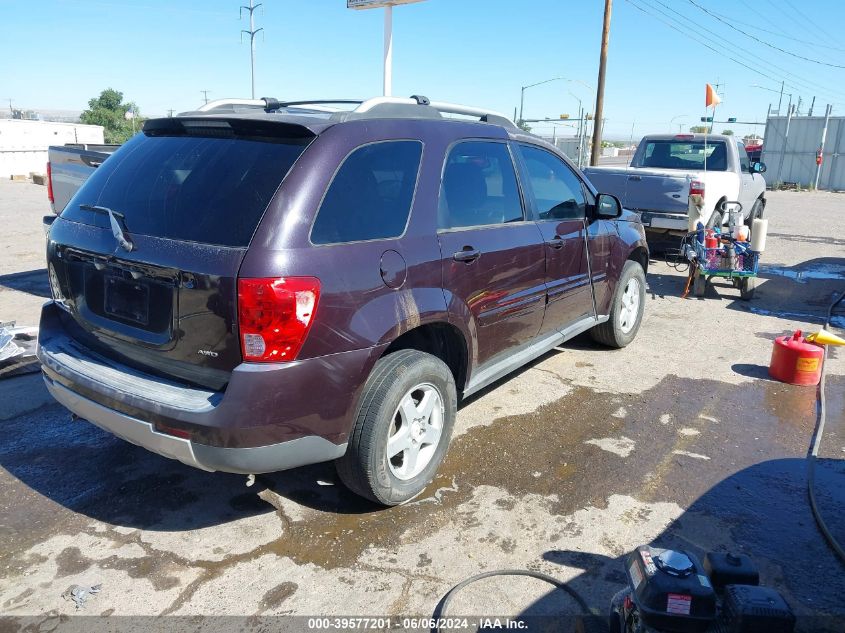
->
{"left": 686, "top": 0, "right": 845, "bottom": 69}
{"left": 643, "top": 0, "right": 845, "bottom": 102}
{"left": 781, "top": 0, "right": 841, "bottom": 50}
{"left": 706, "top": 5, "right": 845, "bottom": 54}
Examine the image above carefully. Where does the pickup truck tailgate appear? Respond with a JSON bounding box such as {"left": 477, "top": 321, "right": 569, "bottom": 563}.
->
{"left": 624, "top": 171, "right": 690, "bottom": 215}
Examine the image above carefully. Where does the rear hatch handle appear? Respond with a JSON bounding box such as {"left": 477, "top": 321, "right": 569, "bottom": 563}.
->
{"left": 79, "top": 204, "right": 135, "bottom": 252}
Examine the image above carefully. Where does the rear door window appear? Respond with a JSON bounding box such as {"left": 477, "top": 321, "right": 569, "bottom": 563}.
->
{"left": 517, "top": 144, "right": 586, "bottom": 220}
{"left": 310, "top": 140, "right": 423, "bottom": 245}
{"left": 641, "top": 140, "right": 728, "bottom": 171}
{"left": 62, "top": 132, "right": 309, "bottom": 247}
{"left": 438, "top": 141, "right": 524, "bottom": 230}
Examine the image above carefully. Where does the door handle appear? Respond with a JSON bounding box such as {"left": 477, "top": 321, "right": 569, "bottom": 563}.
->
{"left": 453, "top": 247, "right": 480, "bottom": 263}
{"left": 546, "top": 236, "right": 564, "bottom": 249}
{"left": 628, "top": 175, "right": 642, "bottom": 181}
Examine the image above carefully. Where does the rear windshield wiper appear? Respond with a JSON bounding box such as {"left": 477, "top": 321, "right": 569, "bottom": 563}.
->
{"left": 79, "top": 204, "right": 134, "bottom": 252}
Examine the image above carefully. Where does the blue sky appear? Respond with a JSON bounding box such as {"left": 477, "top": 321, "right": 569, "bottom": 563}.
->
{"left": 2, "top": 0, "right": 845, "bottom": 139}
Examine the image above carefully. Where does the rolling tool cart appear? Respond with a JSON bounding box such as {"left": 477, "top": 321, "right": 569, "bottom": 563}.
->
{"left": 683, "top": 201, "right": 767, "bottom": 301}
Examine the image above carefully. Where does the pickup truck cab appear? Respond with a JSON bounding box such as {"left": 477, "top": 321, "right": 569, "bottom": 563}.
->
{"left": 584, "top": 134, "right": 767, "bottom": 237}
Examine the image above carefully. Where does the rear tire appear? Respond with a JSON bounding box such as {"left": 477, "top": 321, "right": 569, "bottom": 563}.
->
{"left": 706, "top": 210, "right": 723, "bottom": 229}
{"left": 590, "top": 260, "right": 646, "bottom": 348}
{"left": 336, "top": 349, "right": 457, "bottom": 506}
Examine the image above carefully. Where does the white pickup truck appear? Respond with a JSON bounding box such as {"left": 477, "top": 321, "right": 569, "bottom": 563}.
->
{"left": 584, "top": 134, "right": 767, "bottom": 236}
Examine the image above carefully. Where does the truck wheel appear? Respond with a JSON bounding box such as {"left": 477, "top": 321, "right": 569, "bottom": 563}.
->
{"left": 590, "top": 260, "right": 646, "bottom": 349}
{"left": 745, "top": 199, "right": 764, "bottom": 228}
{"left": 706, "top": 211, "right": 722, "bottom": 229}
{"left": 336, "top": 349, "right": 457, "bottom": 506}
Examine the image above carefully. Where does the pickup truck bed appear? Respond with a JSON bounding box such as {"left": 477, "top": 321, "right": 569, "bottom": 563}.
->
{"left": 48, "top": 144, "right": 119, "bottom": 214}
{"left": 583, "top": 134, "right": 766, "bottom": 236}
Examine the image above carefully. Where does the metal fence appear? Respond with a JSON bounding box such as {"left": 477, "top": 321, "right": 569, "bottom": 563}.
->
{"left": 761, "top": 111, "right": 845, "bottom": 191}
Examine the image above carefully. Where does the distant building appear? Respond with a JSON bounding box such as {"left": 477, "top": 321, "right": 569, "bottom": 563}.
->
{"left": 0, "top": 118, "right": 104, "bottom": 178}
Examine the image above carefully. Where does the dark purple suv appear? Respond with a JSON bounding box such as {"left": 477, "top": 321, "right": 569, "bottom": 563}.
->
{"left": 38, "top": 96, "right": 648, "bottom": 505}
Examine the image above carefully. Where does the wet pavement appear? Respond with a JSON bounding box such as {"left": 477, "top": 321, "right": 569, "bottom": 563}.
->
{"left": 1, "top": 184, "right": 844, "bottom": 630}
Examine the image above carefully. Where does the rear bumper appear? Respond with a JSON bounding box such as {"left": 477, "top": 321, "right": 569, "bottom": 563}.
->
{"left": 37, "top": 301, "right": 381, "bottom": 473}
{"left": 43, "top": 375, "right": 346, "bottom": 474}
{"left": 638, "top": 211, "right": 689, "bottom": 232}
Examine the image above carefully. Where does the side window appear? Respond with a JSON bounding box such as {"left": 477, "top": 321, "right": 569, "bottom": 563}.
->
{"left": 517, "top": 145, "right": 586, "bottom": 220}
{"left": 311, "top": 140, "right": 422, "bottom": 245}
{"left": 438, "top": 141, "right": 524, "bottom": 230}
{"left": 737, "top": 141, "right": 751, "bottom": 173}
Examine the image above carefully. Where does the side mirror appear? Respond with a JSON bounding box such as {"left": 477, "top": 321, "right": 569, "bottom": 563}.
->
{"left": 751, "top": 161, "right": 767, "bottom": 174}
{"left": 596, "top": 193, "right": 622, "bottom": 219}
{"left": 43, "top": 214, "right": 57, "bottom": 235}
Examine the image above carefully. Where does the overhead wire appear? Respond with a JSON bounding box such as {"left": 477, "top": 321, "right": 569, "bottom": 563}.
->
{"left": 707, "top": 4, "right": 845, "bottom": 55}
{"left": 686, "top": 0, "right": 845, "bottom": 69}
{"left": 781, "top": 0, "right": 842, "bottom": 50}
{"left": 648, "top": 0, "right": 845, "bottom": 102}
{"left": 625, "top": 0, "right": 845, "bottom": 107}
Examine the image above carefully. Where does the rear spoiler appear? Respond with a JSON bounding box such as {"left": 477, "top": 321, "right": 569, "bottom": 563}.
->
{"left": 143, "top": 117, "right": 316, "bottom": 142}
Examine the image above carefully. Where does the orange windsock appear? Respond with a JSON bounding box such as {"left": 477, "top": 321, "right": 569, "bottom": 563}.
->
{"left": 706, "top": 83, "right": 721, "bottom": 108}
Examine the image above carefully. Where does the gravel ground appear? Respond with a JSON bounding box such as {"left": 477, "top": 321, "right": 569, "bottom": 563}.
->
{"left": 0, "top": 180, "right": 843, "bottom": 631}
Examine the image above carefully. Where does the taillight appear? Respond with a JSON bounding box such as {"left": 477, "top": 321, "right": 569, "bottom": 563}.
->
{"left": 46, "top": 162, "right": 54, "bottom": 204}
{"left": 237, "top": 277, "right": 320, "bottom": 362}
{"left": 690, "top": 180, "right": 705, "bottom": 197}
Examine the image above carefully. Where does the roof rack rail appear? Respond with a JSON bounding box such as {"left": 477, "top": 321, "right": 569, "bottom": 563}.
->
{"left": 195, "top": 98, "right": 268, "bottom": 112}
{"left": 350, "top": 96, "right": 517, "bottom": 128}
{"left": 191, "top": 95, "right": 518, "bottom": 129}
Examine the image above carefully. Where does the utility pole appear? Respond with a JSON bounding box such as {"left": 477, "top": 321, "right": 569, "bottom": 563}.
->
{"left": 167, "top": 109, "right": 175, "bottom": 118}
{"left": 7, "top": 98, "right": 12, "bottom": 115}
{"left": 815, "top": 104, "right": 832, "bottom": 190}
{"left": 777, "top": 80, "right": 784, "bottom": 115}
{"left": 808, "top": 96, "right": 815, "bottom": 117}
{"left": 240, "top": 0, "right": 263, "bottom": 99}
{"left": 590, "top": 0, "right": 612, "bottom": 166}
{"left": 200, "top": 90, "right": 211, "bottom": 105}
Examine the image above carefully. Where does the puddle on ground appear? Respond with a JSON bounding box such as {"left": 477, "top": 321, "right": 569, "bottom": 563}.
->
{"left": 760, "top": 263, "right": 845, "bottom": 284}
{"left": 213, "top": 372, "right": 830, "bottom": 572}
{"left": 2, "top": 371, "right": 842, "bottom": 617}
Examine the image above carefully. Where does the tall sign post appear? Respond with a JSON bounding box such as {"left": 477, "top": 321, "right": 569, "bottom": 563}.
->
{"left": 347, "top": 0, "right": 426, "bottom": 97}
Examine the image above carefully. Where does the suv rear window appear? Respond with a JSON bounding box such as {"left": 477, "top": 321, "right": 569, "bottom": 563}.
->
{"left": 310, "top": 140, "right": 423, "bottom": 245}
{"left": 61, "top": 132, "right": 308, "bottom": 247}
{"left": 640, "top": 140, "right": 727, "bottom": 171}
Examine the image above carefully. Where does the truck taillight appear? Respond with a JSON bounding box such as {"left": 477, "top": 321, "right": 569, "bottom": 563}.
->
{"left": 46, "top": 162, "right": 54, "bottom": 204}
{"left": 690, "top": 180, "right": 705, "bottom": 197}
{"left": 237, "top": 277, "right": 320, "bottom": 362}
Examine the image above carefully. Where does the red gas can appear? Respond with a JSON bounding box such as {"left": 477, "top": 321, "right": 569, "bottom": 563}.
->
{"left": 769, "top": 330, "right": 824, "bottom": 386}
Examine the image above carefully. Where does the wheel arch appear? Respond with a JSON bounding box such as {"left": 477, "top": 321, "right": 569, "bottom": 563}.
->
{"left": 382, "top": 321, "right": 469, "bottom": 395}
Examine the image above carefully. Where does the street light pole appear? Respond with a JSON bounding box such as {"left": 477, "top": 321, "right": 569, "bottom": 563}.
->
{"left": 383, "top": 5, "right": 393, "bottom": 96}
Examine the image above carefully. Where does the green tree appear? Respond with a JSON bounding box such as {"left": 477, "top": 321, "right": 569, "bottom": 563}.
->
{"left": 721, "top": 129, "right": 734, "bottom": 136}
{"left": 517, "top": 120, "right": 532, "bottom": 133}
{"left": 689, "top": 125, "right": 708, "bottom": 133}
{"left": 80, "top": 88, "right": 144, "bottom": 144}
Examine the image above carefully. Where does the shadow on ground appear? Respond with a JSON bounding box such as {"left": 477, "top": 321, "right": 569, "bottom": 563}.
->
{"left": 0, "top": 268, "right": 49, "bottom": 298}
{"left": 514, "top": 458, "right": 845, "bottom": 632}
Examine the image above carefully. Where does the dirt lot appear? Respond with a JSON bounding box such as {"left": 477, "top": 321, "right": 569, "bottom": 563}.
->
{"left": 1, "top": 179, "right": 843, "bottom": 630}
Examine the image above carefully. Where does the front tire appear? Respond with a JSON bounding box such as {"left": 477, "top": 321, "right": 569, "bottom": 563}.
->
{"left": 745, "top": 198, "right": 764, "bottom": 229}
{"left": 336, "top": 349, "right": 457, "bottom": 506}
{"left": 590, "top": 260, "right": 646, "bottom": 348}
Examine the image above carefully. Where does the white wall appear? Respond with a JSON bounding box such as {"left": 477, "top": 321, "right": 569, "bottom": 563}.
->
{"left": 0, "top": 119, "right": 105, "bottom": 178}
